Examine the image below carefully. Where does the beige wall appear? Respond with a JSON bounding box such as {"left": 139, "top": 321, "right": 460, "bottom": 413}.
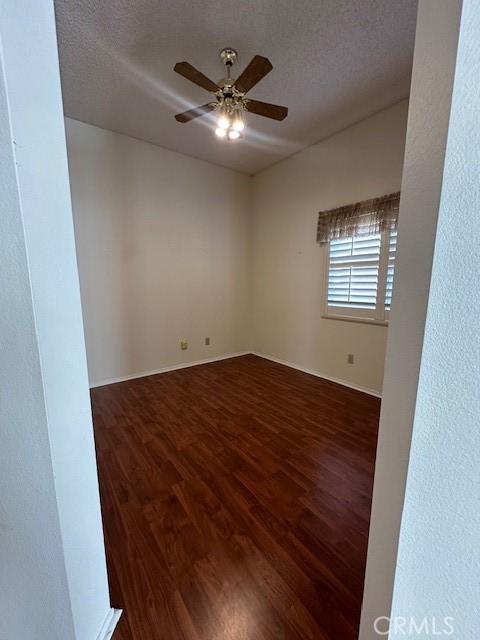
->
{"left": 250, "top": 100, "right": 409, "bottom": 394}
{"left": 66, "top": 119, "right": 251, "bottom": 386}
{"left": 68, "top": 101, "right": 408, "bottom": 393}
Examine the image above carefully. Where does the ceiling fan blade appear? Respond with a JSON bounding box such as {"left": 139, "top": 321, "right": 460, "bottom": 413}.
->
{"left": 235, "top": 55, "right": 273, "bottom": 94}
{"left": 245, "top": 99, "right": 288, "bottom": 121}
{"left": 174, "top": 62, "right": 220, "bottom": 93}
{"left": 175, "top": 103, "right": 216, "bottom": 123}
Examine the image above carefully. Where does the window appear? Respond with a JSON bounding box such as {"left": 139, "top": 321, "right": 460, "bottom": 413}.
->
{"left": 324, "top": 227, "right": 397, "bottom": 323}
{"left": 384, "top": 229, "right": 397, "bottom": 310}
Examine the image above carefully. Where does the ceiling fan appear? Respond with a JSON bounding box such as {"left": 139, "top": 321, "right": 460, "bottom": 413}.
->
{"left": 173, "top": 48, "right": 288, "bottom": 141}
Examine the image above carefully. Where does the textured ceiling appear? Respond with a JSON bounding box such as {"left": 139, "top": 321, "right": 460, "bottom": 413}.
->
{"left": 55, "top": 0, "right": 417, "bottom": 174}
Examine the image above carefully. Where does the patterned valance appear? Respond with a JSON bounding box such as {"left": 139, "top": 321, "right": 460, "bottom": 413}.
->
{"left": 316, "top": 192, "right": 400, "bottom": 245}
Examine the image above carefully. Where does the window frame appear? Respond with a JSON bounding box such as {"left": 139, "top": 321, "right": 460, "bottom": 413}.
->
{"left": 322, "top": 228, "right": 395, "bottom": 326}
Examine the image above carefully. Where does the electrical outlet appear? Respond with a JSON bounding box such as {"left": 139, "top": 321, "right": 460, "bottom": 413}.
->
{"left": 205, "top": 337, "right": 210, "bottom": 346}
{"left": 347, "top": 354, "right": 354, "bottom": 364}
{"left": 180, "top": 339, "right": 188, "bottom": 351}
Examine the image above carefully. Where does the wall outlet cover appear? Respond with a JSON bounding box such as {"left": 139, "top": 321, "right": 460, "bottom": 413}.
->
{"left": 205, "top": 337, "right": 210, "bottom": 346}
{"left": 347, "top": 354, "right": 354, "bottom": 364}
{"left": 180, "top": 340, "right": 188, "bottom": 350}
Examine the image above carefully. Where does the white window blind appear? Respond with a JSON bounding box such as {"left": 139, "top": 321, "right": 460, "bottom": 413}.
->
{"left": 385, "top": 229, "right": 397, "bottom": 310}
{"left": 328, "top": 233, "right": 381, "bottom": 309}
{"left": 326, "top": 228, "right": 397, "bottom": 322}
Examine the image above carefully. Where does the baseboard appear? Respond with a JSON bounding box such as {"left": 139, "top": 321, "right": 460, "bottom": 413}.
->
{"left": 95, "top": 608, "right": 122, "bottom": 640}
{"left": 90, "top": 350, "right": 381, "bottom": 397}
{"left": 90, "top": 352, "right": 250, "bottom": 388}
{"left": 252, "top": 352, "right": 382, "bottom": 398}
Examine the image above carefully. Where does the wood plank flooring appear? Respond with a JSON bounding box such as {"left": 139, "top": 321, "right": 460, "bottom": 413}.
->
{"left": 91, "top": 354, "right": 380, "bottom": 640}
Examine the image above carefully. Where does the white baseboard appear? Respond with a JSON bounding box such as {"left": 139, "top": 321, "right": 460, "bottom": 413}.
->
{"left": 90, "top": 350, "right": 381, "bottom": 398}
{"left": 90, "top": 352, "right": 250, "bottom": 388}
{"left": 252, "top": 351, "right": 382, "bottom": 398}
{"left": 96, "top": 608, "right": 122, "bottom": 640}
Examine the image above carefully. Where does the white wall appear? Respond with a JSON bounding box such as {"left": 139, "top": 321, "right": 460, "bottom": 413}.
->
{"left": 389, "top": 1, "right": 480, "bottom": 637}
{"left": 68, "top": 102, "right": 408, "bottom": 393}
{"left": 250, "top": 101, "right": 408, "bottom": 395}
{"left": 0, "top": 1, "right": 114, "bottom": 639}
{"left": 0, "top": 33, "right": 74, "bottom": 640}
{"left": 66, "top": 119, "right": 251, "bottom": 386}
{"left": 359, "top": 1, "right": 462, "bottom": 638}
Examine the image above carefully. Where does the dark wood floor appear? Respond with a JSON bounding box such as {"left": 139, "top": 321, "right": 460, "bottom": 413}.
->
{"left": 92, "top": 354, "right": 380, "bottom": 640}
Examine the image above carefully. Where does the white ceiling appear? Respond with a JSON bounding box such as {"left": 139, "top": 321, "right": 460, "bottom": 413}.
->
{"left": 55, "top": 0, "right": 417, "bottom": 175}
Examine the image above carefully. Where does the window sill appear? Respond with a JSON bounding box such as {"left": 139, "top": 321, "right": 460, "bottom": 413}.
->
{"left": 322, "top": 314, "right": 388, "bottom": 327}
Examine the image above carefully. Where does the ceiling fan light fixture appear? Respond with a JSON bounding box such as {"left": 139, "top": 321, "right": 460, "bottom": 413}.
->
{"left": 232, "top": 116, "right": 245, "bottom": 132}
{"left": 217, "top": 112, "right": 230, "bottom": 130}
{"left": 228, "top": 129, "right": 241, "bottom": 140}
{"left": 232, "top": 120, "right": 245, "bottom": 133}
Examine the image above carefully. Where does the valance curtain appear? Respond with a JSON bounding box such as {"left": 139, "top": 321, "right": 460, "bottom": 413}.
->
{"left": 316, "top": 192, "right": 400, "bottom": 245}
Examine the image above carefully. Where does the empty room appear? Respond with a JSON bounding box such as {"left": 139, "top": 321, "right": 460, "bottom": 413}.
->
{"left": 2, "top": 1, "right": 480, "bottom": 640}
